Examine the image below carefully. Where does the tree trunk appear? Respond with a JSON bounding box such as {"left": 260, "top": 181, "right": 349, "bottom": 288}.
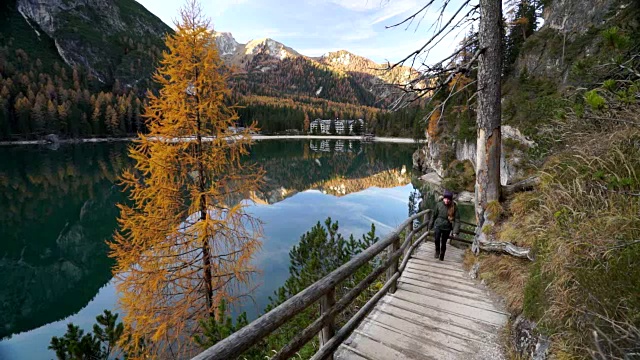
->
{"left": 194, "top": 66, "right": 215, "bottom": 318}
{"left": 475, "top": 0, "right": 503, "bottom": 227}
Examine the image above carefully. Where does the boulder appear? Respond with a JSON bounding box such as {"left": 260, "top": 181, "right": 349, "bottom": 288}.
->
{"left": 43, "top": 133, "right": 60, "bottom": 144}
{"left": 512, "top": 315, "right": 551, "bottom": 360}
{"left": 412, "top": 125, "right": 535, "bottom": 186}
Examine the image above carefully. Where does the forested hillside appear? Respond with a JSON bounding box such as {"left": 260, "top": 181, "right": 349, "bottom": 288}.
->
{"left": 0, "top": 0, "right": 425, "bottom": 141}
{"left": 0, "top": 0, "right": 156, "bottom": 139}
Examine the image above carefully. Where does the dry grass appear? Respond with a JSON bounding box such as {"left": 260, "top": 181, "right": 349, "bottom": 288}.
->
{"left": 462, "top": 249, "right": 476, "bottom": 270}
{"left": 478, "top": 74, "right": 640, "bottom": 358}
{"left": 477, "top": 253, "right": 531, "bottom": 314}
{"left": 512, "top": 123, "right": 640, "bottom": 358}
{"left": 486, "top": 200, "right": 504, "bottom": 222}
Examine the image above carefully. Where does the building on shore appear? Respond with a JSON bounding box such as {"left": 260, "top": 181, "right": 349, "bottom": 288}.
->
{"left": 309, "top": 118, "right": 364, "bottom": 135}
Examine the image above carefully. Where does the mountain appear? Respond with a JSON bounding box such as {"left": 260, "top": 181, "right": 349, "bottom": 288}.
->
{"left": 0, "top": 0, "right": 423, "bottom": 140}
{"left": 8, "top": 0, "right": 414, "bottom": 103}
{"left": 317, "top": 50, "right": 419, "bottom": 107}
{"left": 13, "top": 0, "right": 170, "bottom": 87}
{"left": 211, "top": 32, "right": 417, "bottom": 107}
{"left": 213, "top": 33, "right": 301, "bottom": 65}
{"left": 317, "top": 50, "right": 415, "bottom": 87}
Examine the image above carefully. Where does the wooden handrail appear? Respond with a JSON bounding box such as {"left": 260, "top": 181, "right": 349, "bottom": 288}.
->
{"left": 310, "top": 271, "right": 401, "bottom": 360}
{"left": 460, "top": 219, "right": 477, "bottom": 227}
{"left": 192, "top": 209, "right": 431, "bottom": 360}
{"left": 310, "top": 224, "right": 432, "bottom": 360}
{"left": 272, "top": 219, "right": 430, "bottom": 359}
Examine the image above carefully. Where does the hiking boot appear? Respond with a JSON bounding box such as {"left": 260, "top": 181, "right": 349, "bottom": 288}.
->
{"left": 434, "top": 251, "right": 439, "bottom": 259}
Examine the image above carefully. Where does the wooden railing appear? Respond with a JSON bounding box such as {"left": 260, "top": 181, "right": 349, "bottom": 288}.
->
{"left": 192, "top": 210, "right": 475, "bottom": 360}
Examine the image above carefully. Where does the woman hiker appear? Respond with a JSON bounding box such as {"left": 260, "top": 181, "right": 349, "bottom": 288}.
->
{"left": 428, "top": 190, "right": 460, "bottom": 261}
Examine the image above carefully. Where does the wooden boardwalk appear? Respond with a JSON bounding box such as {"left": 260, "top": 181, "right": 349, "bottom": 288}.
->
{"left": 336, "top": 242, "right": 509, "bottom": 360}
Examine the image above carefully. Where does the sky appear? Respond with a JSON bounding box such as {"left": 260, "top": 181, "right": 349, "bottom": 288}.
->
{"left": 134, "top": 0, "right": 473, "bottom": 65}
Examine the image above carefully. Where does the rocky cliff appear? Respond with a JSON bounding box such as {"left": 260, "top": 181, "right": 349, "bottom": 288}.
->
{"left": 7, "top": 0, "right": 415, "bottom": 110}
{"left": 516, "top": 0, "right": 621, "bottom": 81}
{"left": 412, "top": 0, "right": 626, "bottom": 189}
{"left": 413, "top": 125, "right": 535, "bottom": 186}
{"left": 15, "top": 0, "right": 170, "bottom": 85}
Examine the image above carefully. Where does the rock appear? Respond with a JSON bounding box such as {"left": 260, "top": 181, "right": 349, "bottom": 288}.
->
{"left": 469, "top": 263, "right": 480, "bottom": 279}
{"left": 419, "top": 172, "right": 442, "bottom": 186}
{"left": 533, "top": 335, "right": 551, "bottom": 360}
{"left": 543, "top": 0, "right": 616, "bottom": 35}
{"left": 503, "top": 126, "right": 535, "bottom": 148}
{"left": 457, "top": 191, "right": 474, "bottom": 203}
{"left": 43, "top": 133, "right": 60, "bottom": 143}
{"left": 515, "top": 0, "right": 619, "bottom": 80}
{"left": 17, "top": 0, "right": 170, "bottom": 83}
{"left": 512, "top": 314, "right": 551, "bottom": 360}
{"left": 513, "top": 315, "right": 536, "bottom": 356}
{"left": 412, "top": 125, "right": 535, "bottom": 186}
{"left": 411, "top": 145, "right": 428, "bottom": 172}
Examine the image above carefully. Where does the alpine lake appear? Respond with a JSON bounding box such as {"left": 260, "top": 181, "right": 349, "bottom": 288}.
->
{"left": 0, "top": 138, "right": 474, "bottom": 359}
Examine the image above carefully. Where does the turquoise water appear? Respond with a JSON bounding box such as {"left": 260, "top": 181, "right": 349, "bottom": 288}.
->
{"left": 0, "top": 139, "right": 420, "bottom": 359}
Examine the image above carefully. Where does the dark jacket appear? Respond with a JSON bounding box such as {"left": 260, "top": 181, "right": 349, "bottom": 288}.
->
{"left": 428, "top": 200, "right": 460, "bottom": 234}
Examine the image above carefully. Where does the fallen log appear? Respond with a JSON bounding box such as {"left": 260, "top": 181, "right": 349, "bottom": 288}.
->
{"left": 501, "top": 176, "right": 540, "bottom": 198}
{"left": 472, "top": 239, "right": 534, "bottom": 260}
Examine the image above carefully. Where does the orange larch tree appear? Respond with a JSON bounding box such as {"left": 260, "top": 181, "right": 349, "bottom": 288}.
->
{"left": 303, "top": 112, "right": 310, "bottom": 133}
{"left": 109, "top": 1, "right": 263, "bottom": 358}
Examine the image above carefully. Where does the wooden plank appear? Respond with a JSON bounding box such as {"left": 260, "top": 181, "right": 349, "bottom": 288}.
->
{"left": 356, "top": 321, "right": 465, "bottom": 359}
{"left": 404, "top": 264, "right": 477, "bottom": 286}
{"left": 413, "top": 248, "right": 464, "bottom": 262}
{"left": 412, "top": 251, "right": 464, "bottom": 263}
{"left": 402, "top": 268, "right": 478, "bottom": 290}
{"left": 415, "top": 245, "right": 466, "bottom": 256}
{"left": 418, "top": 242, "right": 466, "bottom": 253}
{"left": 405, "top": 259, "right": 471, "bottom": 277}
{"left": 364, "top": 309, "right": 474, "bottom": 353}
{"left": 341, "top": 331, "right": 420, "bottom": 360}
{"left": 400, "top": 273, "right": 482, "bottom": 296}
{"left": 380, "top": 296, "right": 500, "bottom": 335}
{"left": 399, "top": 275, "right": 486, "bottom": 299}
{"left": 404, "top": 263, "right": 473, "bottom": 283}
{"left": 335, "top": 344, "right": 372, "bottom": 360}
{"left": 353, "top": 326, "right": 461, "bottom": 360}
{"left": 407, "top": 257, "right": 468, "bottom": 273}
{"left": 412, "top": 251, "right": 464, "bottom": 264}
{"left": 375, "top": 299, "right": 489, "bottom": 342}
{"left": 398, "top": 279, "right": 499, "bottom": 313}
{"left": 392, "top": 289, "right": 508, "bottom": 327}
{"left": 402, "top": 265, "right": 474, "bottom": 286}
{"left": 398, "top": 282, "right": 507, "bottom": 315}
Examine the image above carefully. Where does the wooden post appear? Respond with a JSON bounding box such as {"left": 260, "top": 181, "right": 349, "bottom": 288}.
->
{"left": 386, "top": 234, "right": 401, "bottom": 294}
{"left": 319, "top": 287, "right": 336, "bottom": 360}
{"left": 192, "top": 210, "right": 430, "bottom": 360}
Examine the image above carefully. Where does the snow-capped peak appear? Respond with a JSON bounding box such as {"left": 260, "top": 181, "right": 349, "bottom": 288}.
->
{"left": 213, "top": 31, "right": 239, "bottom": 56}
{"left": 244, "top": 38, "right": 299, "bottom": 60}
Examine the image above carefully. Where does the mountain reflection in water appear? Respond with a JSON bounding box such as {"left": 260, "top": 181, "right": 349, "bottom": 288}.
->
{"left": 0, "top": 139, "right": 419, "bottom": 359}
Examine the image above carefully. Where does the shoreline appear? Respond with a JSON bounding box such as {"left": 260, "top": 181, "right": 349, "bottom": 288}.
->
{"left": 0, "top": 135, "right": 425, "bottom": 146}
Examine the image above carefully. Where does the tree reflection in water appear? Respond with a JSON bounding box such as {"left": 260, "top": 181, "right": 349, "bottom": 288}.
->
{"left": 0, "top": 139, "right": 418, "bottom": 341}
